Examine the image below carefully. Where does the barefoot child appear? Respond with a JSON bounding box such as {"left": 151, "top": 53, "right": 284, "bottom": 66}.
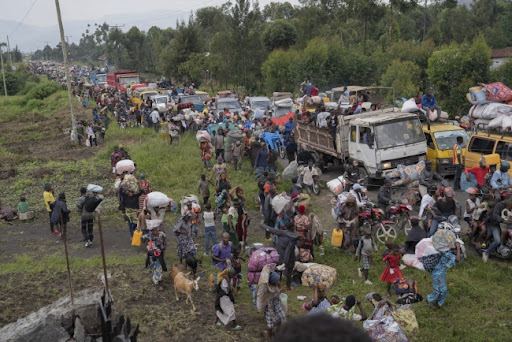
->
{"left": 231, "top": 246, "right": 245, "bottom": 292}
{"left": 380, "top": 244, "right": 403, "bottom": 296}
{"left": 355, "top": 229, "right": 378, "bottom": 285}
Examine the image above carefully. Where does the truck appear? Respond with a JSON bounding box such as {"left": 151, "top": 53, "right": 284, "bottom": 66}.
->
{"left": 106, "top": 70, "right": 140, "bottom": 92}
{"left": 294, "top": 110, "right": 427, "bottom": 182}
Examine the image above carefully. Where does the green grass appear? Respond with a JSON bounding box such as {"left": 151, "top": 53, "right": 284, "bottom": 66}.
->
{"left": 0, "top": 90, "right": 71, "bottom": 123}
{"left": 0, "top": 254, "right": 142, "bottom": 275}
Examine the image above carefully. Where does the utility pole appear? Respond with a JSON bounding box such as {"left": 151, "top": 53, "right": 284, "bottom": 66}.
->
{"left": 6, "top": 36, "right": 13, "bottom": 66}
{"left": 0, "top": 43, "right": 7, "bottom": 102}
{"left": 54, "top": 0, "right": 77, "bottom": 143}
{"left": 65, "top": 36, "right": 72, "bottom": 60}
{"left": 43, "top": 41, "right": 49, "bottom": 61}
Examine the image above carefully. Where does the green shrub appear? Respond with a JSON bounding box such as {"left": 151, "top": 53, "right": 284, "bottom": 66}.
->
{"left": 24, "top": 99, "right": 45, "bottom": 110}
{"left": 24, "top": 82, "right": 60, "bottom": 101}
{"left": 20, "top": 81, "right": 39, "bottom": 95}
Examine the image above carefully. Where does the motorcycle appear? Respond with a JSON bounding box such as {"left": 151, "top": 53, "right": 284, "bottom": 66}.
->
{"left": 388, "top": 200, "right": 414, "bottom": 236}
{"left": 476, "top": 208, "right": 512, "bottom": 259}
{"left": 358, "top": 202, "right": 398, "bottom": 244}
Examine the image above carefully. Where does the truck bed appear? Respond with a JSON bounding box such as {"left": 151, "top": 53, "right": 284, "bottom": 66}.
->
{"left": 295, "top": 119, "right": 346, "bottom": 158}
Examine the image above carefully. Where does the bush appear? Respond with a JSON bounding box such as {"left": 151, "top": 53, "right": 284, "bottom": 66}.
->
{"left": 20, "top": 82, "right": 39, "bottom": 95}
{"left": 24, "top": 99, "right": 45, "bottom": 111}
{"left": 24, "top": 82, "right": 60, "bottom": 101}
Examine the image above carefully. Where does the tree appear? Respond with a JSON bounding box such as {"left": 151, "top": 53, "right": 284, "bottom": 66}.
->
{"left": 261, "top": 49, "right": 301, "bottom": 93}
{"left": 262, "top": 2, "right": 295, "bottom": 21}
{"left": 381, "top": 59, "right": 421, "bottom": 99}
{"left": 427, "top": 34, "right": 491, "bottom": 115}
{"left": 262, "top": 20, "right": 298, "bottom": 51}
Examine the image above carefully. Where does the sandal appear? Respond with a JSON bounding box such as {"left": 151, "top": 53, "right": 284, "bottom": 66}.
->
{"left": 233, "top": 325, "right": 242, "bottom": 331}
{"left": 216, "top": 322, "right": 222, "bottom": 327}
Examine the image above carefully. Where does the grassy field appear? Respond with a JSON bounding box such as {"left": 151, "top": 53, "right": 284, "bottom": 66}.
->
{"left": 1, "top": 102, "right": 512, "bottom": 341}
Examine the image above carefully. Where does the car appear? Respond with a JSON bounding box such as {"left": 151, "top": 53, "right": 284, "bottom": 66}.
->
{"left": 246, "top": 96, "right": 271, "bottom": 111}
{"left": 151, "top": 95, "right": 170, "bottom": 113}
{"left": 178, "top": 94, "right": 205, "bottom": 112}
{"left": 214, "top": 97, "right": 243, "bottom": 117}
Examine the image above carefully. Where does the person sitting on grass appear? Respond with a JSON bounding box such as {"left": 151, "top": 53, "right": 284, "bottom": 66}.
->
{"left": 326, "top": 295, "right": 367, "bottom": 321}
{"left": 0, "top": 199, "right": 17, "bottom": 221}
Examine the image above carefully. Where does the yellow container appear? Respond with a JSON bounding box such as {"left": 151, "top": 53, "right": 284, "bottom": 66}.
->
{"left": 331, "top": 228, "right": 343, "bottom": 248}
{"left": 131, "top": 230, "right": 142, "bottom": 246}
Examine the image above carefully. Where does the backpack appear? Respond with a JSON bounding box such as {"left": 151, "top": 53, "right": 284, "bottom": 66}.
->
{"left": 393, "top": 278, "right": 418, "bottom": 295}
{"left": 84, "top": 195, "right": 102, "bottom": 213}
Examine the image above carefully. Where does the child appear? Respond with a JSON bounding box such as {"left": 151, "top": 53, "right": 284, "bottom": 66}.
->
{"left": 471, "top": 194, "right": 492, "bottom": 247}
{"left": 231, "top": 246, "right": 245, "bottom": 293}
{"left": 380, "top": 244, "right": 403, "bottom": 296}
{"left": 197, "top": 174, "right": 212, "bottom": 206}
{"left": 201, "top": 148, "right": 211, "bottom": 169}
{"left": 355, "top": 229, "right": 378, "bottom": 285}
{"left": 464, "top": 191, "right": 481, "bottom": 231}
{"left": 203, "top": 203, "right": 216, "bottom": 256}
{"left": 18, "top": 196, "right": 29, "bottom": 214}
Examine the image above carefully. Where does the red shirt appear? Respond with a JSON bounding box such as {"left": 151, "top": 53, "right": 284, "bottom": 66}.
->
{"left": 465, "top": 166, "right": 489, "bottom": 186}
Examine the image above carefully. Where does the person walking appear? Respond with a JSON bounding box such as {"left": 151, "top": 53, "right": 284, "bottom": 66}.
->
{"left": 76, "top": 187, "right": 98, "bottom": 247}
{"left": 43, "top": 183, "right": 57, "bottom": 235}
{"left": 452, "top": 136, "right": 464, "bottom": 190}
{"left": 51, "top": 192, "right": 70, "bottom": 238}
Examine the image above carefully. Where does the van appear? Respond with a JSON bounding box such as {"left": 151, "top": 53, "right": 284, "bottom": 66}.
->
{"left": 423, "top": 123, "right": 469, "bottom": 176}
{"left": 465, "top": 130, "right": 512, "bottom": 177}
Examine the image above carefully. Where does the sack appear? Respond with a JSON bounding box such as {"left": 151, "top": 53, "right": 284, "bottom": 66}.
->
{"left": 87, "top": 183, "right": 103, "bottom": 193}
{"left": 247, "top": 271, "right": 261, "bottom": 285}
{"left": 301, "top": 264, "right": 336, "bottom": 291}
{"left": 131, "top": 229, "right": 142, "bottom": 246}
{"left": 248, "top": 247, "right": 280, "bottom": 272}
{"left": 327, "top": 176, "right": 346, "bottom": 195}
{"left": 282, "top": 161, "right": 298, "bottom": 181}
{"left": 84, "top": 195, "right": 102, "bottom": 213}
{"left": 147, "top": 191, "right": 170, "bottom": 208}
{"left": 481, "top": 82, "right": 512, "bottom": 102}
{"left": 116, "top": 159, "right": 135, "bottom": 175}
{"left": 19, "top": 211, "right": 35, "bottom": 221}
{"left": 393, "top": 278, "right": 418, "bottom": 295}
{"left": 299, "top": 248, "right": 313, "bottom": 262}
{"left": 272, "top": 194, "right": 291, "bottom": 215}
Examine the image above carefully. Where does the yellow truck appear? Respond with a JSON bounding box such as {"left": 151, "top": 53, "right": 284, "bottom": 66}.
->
{"left": 423, "top": 122, "right": 469, "bottom": 176}
{"left": 130, "top": 87, "right": 159, "bottom": 109}
{"left": 465, "top": 129, "right": 512, "bottom": 177}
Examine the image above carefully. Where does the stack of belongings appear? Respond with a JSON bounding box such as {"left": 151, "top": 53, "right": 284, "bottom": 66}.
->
{"left": 183, "top": 107, "right": 203, "bottom": 125}
{"left": 247, "top": 247, "right": 280, "bottom": 285}
{"left": 327, "top": 175, "right": 346, "bottom": 196}
{"left": 401, "top": 229, "right": 458, "bottom": 272}
{"left": 467, "top": 82, "right": 512, "bottom": 130}
{"left": 330, "top": 192, "right": 350, "bottom": 219}
{"left": 196, "top": 130, "right": 214, "bottom": 152}
{"left": 401, "top": 98, "right": 449, "bottom": 121}
{"left": 385, "top": 161, "right": 426, "bottom": 187}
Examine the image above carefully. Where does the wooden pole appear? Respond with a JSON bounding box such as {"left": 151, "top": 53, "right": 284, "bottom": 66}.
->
{"left": 6, "top": 36, "right": 13, "bottom": 66}
{"left": 97, "top": 214, "right": 112, "bottom": 302}
{"left": 0, "top": 45, "right": 7, "bottom": 102}
{"left": 60, "top": 209, "right": 74, "bottom": 306}
{"left": 54, "top": 0, "right": 77, "bottom": 142}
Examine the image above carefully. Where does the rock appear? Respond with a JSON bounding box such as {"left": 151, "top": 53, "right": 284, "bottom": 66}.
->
{"left": 74, "top": 317, "right": 86, "bottom": 342}
{"left": 0, "top": 288, "right": 104, "bottom": 342}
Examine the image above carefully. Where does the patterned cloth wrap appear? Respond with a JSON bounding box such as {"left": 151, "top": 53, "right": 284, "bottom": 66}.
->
{"left": 393, "top": 304, "right": 419, "bottom": 337}
{"left": 301, "top": 264, "right": 336, "bottom": 291}
{"left": 432, "top": 229, "right": 456, "bottom": 252}
{"left": 363, "top": 301, "right": 409, "bottom": 342}
{"left": 419, "top": 253, "right": 441, "bottom": 273}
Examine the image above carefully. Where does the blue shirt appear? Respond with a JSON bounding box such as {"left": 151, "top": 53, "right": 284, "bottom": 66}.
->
{"left": 422, "top": 94, "right": 437, "bottom": 108}
{"left": 284, "top": 121, "right": 294, "bottom": 132}
{"left": 490, "top": 170, "right": 512, "bottom": 189}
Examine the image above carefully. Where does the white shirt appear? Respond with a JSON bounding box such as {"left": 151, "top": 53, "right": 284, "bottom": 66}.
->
{"left": 204, "top": 211, "right": 215, "bottom": 227}
{"left": 419, "top": 194, "right": 435, "bottom": 217}
{"left": 302, "top": 167, "right": 318, "bottom": 186}
{"left": 464, "top": 197, "right": 481, "bottom": 218}
{"left": 150, "top": 110, "right": 160, "bottom": 123}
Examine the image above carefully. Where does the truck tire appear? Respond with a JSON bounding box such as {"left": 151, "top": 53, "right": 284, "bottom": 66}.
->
{"left": 312, "top": 181, "right": 321, "bottom": 195}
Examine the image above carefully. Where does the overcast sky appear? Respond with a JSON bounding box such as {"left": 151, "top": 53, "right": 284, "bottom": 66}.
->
{"left": 5, "top": 0, "right": 299, "bottom": 27}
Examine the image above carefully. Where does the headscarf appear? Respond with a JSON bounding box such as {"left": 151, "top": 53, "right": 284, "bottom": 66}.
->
{"left": 298, "top": 205, "right": 306, "bottom": 214}
{"left": 269, "top": 271, "right": 280, "bottom": 284}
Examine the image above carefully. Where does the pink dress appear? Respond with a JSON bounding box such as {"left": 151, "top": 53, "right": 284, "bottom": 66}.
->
{"left": 380, "top": 254, "right": 403, "bottom": 283}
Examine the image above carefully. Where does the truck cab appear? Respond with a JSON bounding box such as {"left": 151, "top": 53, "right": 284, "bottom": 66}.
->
{"left": 151, "top": 95, "right": 170, "bottom": 113}
{"left": 295, "top": 110, "right": 427, "bottom": 180}
{"left": 423, "top": 123, "right": 469, "bottom": 176}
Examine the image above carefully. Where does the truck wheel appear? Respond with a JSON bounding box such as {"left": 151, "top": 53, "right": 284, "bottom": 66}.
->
{"left": 375, "top": 224, "right": 398, "bottom": 244}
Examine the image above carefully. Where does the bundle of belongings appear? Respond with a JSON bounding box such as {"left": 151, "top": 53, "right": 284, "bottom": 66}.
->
{"left": 467, "top": 82, "right": 512, "bottom": 130}
{"left": 385, "top": 161, "right": 425, "bottom": 187}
